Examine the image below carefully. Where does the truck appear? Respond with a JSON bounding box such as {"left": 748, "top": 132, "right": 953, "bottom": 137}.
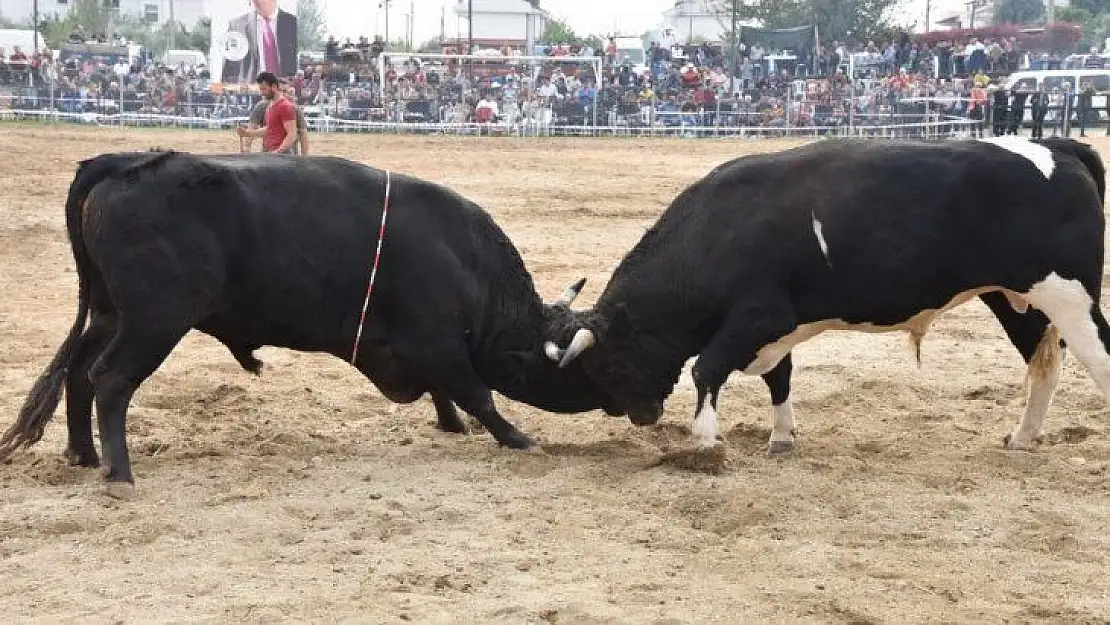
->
{"left": 612, "top": 36, "right": 649, "bottom": 75}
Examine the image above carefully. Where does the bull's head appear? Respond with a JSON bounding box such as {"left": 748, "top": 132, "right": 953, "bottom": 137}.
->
{"left": 543, "top": 287, "right": 668, "bottom": 426}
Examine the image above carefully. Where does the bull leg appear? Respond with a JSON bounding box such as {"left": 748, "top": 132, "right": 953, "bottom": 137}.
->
{"left": 980, "top": 292, "right": 1062, "bottom": 450}
{"left": 1023, "top": 274, "right": 1110, "bottom": 400}
{"left": 63, "top": 312, "right": 117, "bottom": 468}
{"left": 762, "top": 355, "right": 796, "bottom": 454}
{"left": 690, "top": 299, "right": 798, "bottom": 450}
{"left": 89, "top": 324, "right": 187, "bottom": 499}
{"left": 399, "top": 345, "right": 534, "bottom": 449}
{"left": 431, "top": 391, "right": 468, "bottom": 434}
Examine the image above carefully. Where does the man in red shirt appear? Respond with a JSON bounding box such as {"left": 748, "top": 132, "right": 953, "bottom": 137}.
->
{"left": 237, "top": 71, "right": 297, "bottom": 154}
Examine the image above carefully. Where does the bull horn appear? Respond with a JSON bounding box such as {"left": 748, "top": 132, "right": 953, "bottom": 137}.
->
{"left": 543, "top": 341, "right": 563, "bottom": 362}
{"left": 552, "top": 278, "right": 587, "bottom": 307}
{"left": 557, "top": 328, "right": 596, "bottom": 368}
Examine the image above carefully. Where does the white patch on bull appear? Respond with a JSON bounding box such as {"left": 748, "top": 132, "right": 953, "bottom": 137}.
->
{"left": 978, "top": 136, "right": 1056, "bottom": 179}
{"left": 812, "top": 212, "right": 831, "bottom": 267}
{"left": 692, "top": 394, "right": 721, "bottom": 449}
{"left": 1006, "top": 324, "right": 1062, "bottom": 450}
{"left": 742, "top": 287, "right": 1015, "bottom": 375}
{"left": 1023, "top": 272, "right": 1110, "bottom": 399}
{"left": 769, "top": 401, "right": 796, "bottom": 453}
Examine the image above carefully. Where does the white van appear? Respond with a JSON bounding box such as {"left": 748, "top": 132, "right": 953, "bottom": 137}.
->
{"left": 1002, "top": 68, "right": 1110, "bottom": 123}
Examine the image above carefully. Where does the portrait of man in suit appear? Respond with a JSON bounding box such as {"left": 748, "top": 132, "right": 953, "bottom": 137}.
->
{"left": 220, "top": 0, "right": 298, "bottom": 84}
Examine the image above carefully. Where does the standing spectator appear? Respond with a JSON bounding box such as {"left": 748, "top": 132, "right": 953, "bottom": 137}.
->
{"left": 990, "top": 85, "right": 1008, "bottom": 136}
{"left": 237, "top": 71, "right": 297, "bottom": 154}
{"left": 1030, "top": 88, "right": 1048, "bottom": 139}
{"left": 1075, "top": 82, "right": 1094, "bottom": 137}
{"left": 1009, "top": 84, "right": 1029, "bottom": 135}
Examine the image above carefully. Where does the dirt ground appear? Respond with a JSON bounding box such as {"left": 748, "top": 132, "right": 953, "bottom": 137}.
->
{"left": 0, "top": 126, "right": 1108, "bottom": 624}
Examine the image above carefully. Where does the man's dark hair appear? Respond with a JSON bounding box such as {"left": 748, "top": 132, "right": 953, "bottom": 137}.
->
{"left": 256, "top": 71, "right": 280, "bottom": 86}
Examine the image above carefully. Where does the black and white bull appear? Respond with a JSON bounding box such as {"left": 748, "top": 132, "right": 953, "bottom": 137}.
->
{"left": 0, "top": 150, "right": 614, "bottom": 498}
{"left": 546, "top": 137, "right": 1109, "bottom": 454}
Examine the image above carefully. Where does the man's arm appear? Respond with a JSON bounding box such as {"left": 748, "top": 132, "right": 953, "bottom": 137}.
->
{"left": 237, "top": 125, "right": 266, "bottom": 137}
{"left": 277, "top": 117, "right": 298, "bottom": 153}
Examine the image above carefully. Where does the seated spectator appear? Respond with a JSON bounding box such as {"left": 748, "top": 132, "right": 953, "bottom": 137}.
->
{"left": 476, "top": 93, "right": 499, "bottom": 121}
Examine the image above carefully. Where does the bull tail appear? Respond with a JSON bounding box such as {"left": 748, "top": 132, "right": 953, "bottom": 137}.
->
{"left": 0, "top": 155, "right": 118, "bottom": 461}
{"left": 1039, "top": 137, "right": 1106, "bottom": 206}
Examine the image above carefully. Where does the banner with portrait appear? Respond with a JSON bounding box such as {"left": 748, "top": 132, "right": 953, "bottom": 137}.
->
{"left": 209, "top": 0, "right": 299, "bottom": 88}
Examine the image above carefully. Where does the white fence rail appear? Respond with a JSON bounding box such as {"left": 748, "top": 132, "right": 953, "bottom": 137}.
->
{"left": 0, "top": 107, "right": 983, "bottom": 139}
{"left": 0, "top": 91, "right": 984, "bottom": 139}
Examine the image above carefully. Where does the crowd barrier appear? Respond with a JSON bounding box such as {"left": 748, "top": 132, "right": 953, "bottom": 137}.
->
{"left": 0, "top": 93, "right": 985, "bottom": 139}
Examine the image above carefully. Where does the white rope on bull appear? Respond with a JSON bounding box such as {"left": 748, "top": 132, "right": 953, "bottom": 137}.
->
{"left": 350, "top": 170, "right": 392, "bottom": 365}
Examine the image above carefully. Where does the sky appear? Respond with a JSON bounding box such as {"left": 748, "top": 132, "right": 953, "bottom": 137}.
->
{"left": 319, "top": 0, "right": 975, "bottom": 45}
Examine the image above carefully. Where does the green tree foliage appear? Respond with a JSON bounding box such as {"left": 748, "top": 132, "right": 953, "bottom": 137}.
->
{"left": 710, "top": 0, "right": 898, "bottom": 45}
{"left": 1056, "top": 7, "right": 1110, "bottom": 49}
{"left": 992, "top": 0, "right": 1045, "bottom": 25}
{"left": 34, "top": 0, "right": 208, "bottom": 57}
{"left": 297, "top": 0, "right": 327, "bottom": 51}
{"left": 188, "top": 18, "right": 210, "bottom": 52}
{"left": 1070, "top": 0, "right": 1110, "bottom": 14}
{"left": 541, "top": 17, "right": 578, "bottom": 43}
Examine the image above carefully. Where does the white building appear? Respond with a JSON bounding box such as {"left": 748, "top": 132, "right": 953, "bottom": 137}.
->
{"left": 662, "top": 0, "right": 752, "bottom": 44}
{"left": 0, "top": 0, "right": 209, "bottom": 30}
{"left": 452, "top": 0, "right": 547, "bottom": 49}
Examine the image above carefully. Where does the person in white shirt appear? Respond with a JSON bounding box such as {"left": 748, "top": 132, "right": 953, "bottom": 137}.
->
{"left": 476, "top": 95, "right": 499, "bottom": 120}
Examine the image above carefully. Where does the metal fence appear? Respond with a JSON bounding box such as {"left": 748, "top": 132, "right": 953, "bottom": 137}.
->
{"left": 0, "top": 93, "right": 985, "bottom": 139}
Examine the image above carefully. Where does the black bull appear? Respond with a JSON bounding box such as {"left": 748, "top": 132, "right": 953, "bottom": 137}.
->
{"left": 545, "top": 137, "right": 1110, "bottom": 455}
{"left": 0, "top": 150, "right": 619, "bottom": 497}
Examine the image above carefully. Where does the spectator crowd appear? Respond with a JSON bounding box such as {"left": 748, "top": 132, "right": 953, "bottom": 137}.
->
{"left": 0, "top": 27, "right": 1095, "bottom": 136}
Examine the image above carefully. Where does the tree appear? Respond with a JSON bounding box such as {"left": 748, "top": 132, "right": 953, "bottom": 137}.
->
{"left": 992, "top": 0, "right": 1045, "bottom": 25}
{"left": 710, "top": 0, "right": 898, "bottom": 46}
{"left": 189, "top": 18, "right": 211, "bottom": 52}
{"left": 1070, "top": 0, "right": 1110, "bottom": 14}
{"left": 297, "top": 0, "right": 327, "bottom": 51}
{"left": 33, "top": 0, "right": 209, "bottom": 56}
{"left": 1056, "top": 7, "right": 1110, "bottom": 50}
{"left": 541, "top": 17, "right": 579, "bottom": 43}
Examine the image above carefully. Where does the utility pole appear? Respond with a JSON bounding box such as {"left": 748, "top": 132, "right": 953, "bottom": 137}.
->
{"left": 381, "top": 0, "right": 390, "bottom": 48}
{"left": 32, "top": 0, "right": 39, "bottom": 51}
{"left": 440, "top": 5, "right": 445, "bottom": 43}
{"left": 168, "top": 0, "right": 176, "bottom": 51}
{"left": 730, "top": 0, "right": 738, "bottom": 93}
{"left": 924, "top": 0, "right": 930, "bottom": 33}
{"left": 468, "top": 0, "right": 473, "bottom": 54}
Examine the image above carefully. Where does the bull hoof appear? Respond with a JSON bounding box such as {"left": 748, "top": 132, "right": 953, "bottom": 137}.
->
{"left": 768, "top": 439, "right": 795, "bottom": 455}
{"left": 104, "top": 482, "right": 137, "bottom": 501}
{"left": 1003, "top": 432, "right": 1041, "bottom": 451}
{"left": 692, "top": 437, "right": 721, "bottom": 451}
{"left": 436, "top": 421, "right": 470, "bottom": 435}
{"left": 497, "top": 432, "right": 536, "bottom": 451}
{"left": 64, "top": 447, "right": 99, "bottom": 468}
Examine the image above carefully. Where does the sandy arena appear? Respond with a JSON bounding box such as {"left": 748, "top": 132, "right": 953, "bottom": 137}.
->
{"left": 0, "top": 126, "right": 1107, "bottom": 623}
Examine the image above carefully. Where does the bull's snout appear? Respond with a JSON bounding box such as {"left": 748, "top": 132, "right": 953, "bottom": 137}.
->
{"left": 627, "top": 401, "right": 664, "bottom": 426}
